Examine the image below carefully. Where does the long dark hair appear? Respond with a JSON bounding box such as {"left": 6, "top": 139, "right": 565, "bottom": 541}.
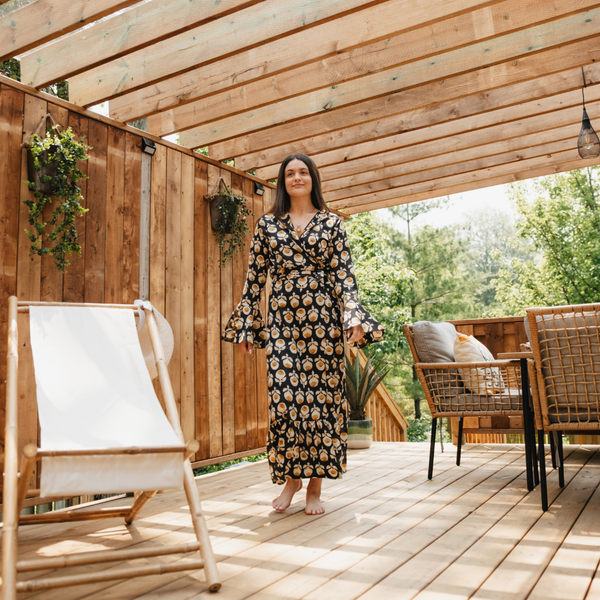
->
{"left": 270, "top": 154, "right": 329, "bottom": 218}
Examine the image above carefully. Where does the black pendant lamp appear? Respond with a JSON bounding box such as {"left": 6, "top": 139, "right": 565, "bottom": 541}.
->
{"left": 578, "top": 67, "right": 600, "bottom": 159}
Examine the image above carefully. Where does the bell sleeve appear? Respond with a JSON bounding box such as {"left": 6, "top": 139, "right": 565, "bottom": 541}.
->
{"left": 329, "top": 217, "right": 385, "bottom": 348}
{"left": 222, "top": 219, "right": 270, "bottom": 349}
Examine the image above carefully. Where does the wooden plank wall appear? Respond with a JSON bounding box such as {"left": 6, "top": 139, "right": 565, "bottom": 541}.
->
{"left": 0, "top": 82, "right": 271, "bottom": 490}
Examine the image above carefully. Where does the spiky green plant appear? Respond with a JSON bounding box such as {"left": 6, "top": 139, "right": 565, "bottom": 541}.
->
{"left": 345, "top": 352, "right": 391, "bottom": 420}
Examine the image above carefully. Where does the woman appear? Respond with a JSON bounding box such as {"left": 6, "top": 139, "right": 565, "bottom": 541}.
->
{"left": 222, "top": 154, "right": 384, "bottom": 515}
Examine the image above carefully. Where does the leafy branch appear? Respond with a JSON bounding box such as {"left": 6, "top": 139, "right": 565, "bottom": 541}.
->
{"left": 24, "top": 124, "right": 90, "bottom": 271}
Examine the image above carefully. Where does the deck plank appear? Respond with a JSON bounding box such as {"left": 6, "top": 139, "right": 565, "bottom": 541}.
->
{"left": 6, "top": 443, "right": 600, "bottom": 600}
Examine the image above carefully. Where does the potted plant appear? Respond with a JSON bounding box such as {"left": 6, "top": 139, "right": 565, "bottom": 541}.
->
{"left": 345, "top": 350, "right": 391, "bottom": 449}
{"left": 205, "top": 179, "right": 252, "bottom": 267}
{"left": 24, "top": 121, "right": 90, "bottom": 272}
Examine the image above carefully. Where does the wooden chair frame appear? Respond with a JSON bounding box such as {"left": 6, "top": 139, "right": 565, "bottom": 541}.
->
{"left": 403, "top": 323, "right": 527, "bottom": 480}
{"left": 527, "top": 302, "right": 600, "bottom": 511}
{"left": 1, "top": 297, "right": 221, "bottom": 598}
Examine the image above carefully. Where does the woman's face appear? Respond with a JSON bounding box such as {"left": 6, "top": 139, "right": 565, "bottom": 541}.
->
{"left": 284, "top": 159, "right": 313, "bottom": 200}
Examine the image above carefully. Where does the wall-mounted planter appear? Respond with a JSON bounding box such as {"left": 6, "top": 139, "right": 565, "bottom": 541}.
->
{"left": 204, "top": 178, "right": 252, "bottom": 267}
{"left": 26, "top": 144, "right": 60, "bottom": 194}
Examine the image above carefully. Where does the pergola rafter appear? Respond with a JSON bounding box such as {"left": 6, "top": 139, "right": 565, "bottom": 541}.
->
{"left": 4, "top": 0, "right": 600, "bottom": 213}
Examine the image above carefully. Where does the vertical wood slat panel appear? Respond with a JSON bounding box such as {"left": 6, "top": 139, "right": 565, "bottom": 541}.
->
{"left": 231, "top": 173, "right": 247, "bottom": 453}
{"left": 40, "top": 103, "right": 68, "bottom": 302}
{"left": 243, "top": 176, "right": 258, "bottom": 451}
{"left": 1, "top": 84, "right": 276, "bottom": 470}
{"left": 63, "top": 112, "right": 89, "bottom": 303}
{"left": 149, "top": 143, "right": 167, "bottom": 314}
{"left": 194, "top": 160, "right": 209, "bottom": 460}
{"left": 255, "top": 189, "right": 269, "bottom": 446}
{"left": 84, "top": 119, "right": 108, "bottom": 303}
{"left": 166, "top": 148, "right": 182, "bottom": 417}
{"left": 104, "top": 127, "right": 125, "bottom": 304}
{"left": 123, "top": 133, "right": 141, "bottom": 304}
{"left": 0, "top": 84, "right": 24, "bottom": 462}
{"left": 180, "top": 154, "right": 195, "bottom": 445}
{"left": 206, "top": 164, "right": 223, "bottom": 458}
{"left": 16, "top": 95, "right": 46, "bottom": 472}
{"left": 219, "top": 170, "right": 235, "bottom": 456}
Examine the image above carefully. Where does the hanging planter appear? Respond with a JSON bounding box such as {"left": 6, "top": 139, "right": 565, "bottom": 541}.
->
{"left": 205, "top": 178, "right": 252, "bottom": 267}
{"left": 23, "top": 114, "right": 90, "bottom": 272}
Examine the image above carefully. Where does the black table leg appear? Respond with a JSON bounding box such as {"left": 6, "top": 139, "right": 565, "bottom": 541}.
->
{"left": 538, "top": 429, "right": 548, "bottom": 511}
{"left": 520, "top": 358, "right": 534, "bottom": 492}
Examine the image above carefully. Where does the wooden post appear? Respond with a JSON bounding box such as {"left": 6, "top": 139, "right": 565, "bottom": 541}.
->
{"left": 2, "top": 295, "right": 20, "bottom": 600}
{"left": 15, "top": 444, "right": 37, "bottom": 516}
{"left": 144, "top": 307, "right": 221, "bottom": 592}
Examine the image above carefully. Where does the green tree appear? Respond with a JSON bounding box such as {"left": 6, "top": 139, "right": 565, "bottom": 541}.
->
{"left": 495, "top": 167, "right": 600, "bottom": 314}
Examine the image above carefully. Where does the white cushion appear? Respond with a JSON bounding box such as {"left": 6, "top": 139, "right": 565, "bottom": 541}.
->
{"left": 454, "top": 333, "right": 505, "bottom": 393}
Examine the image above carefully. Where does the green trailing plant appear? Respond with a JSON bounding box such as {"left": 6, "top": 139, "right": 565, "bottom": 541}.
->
{"left": 345, "top": 351, "right": 391, "bottom": 420}
{"left": 24, "top": 122, "right": 90, "bottom": 272}
{"left": 209, "top": 184, "right": 252, "bottom": 267}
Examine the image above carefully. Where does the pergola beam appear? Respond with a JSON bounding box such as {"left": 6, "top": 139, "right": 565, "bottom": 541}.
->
{"left": 330, "top": 147, "right": 582, "bottom": 210}
{"left": 0, "top": 0, "right": 142, "bottom": 63}
{"left": 207, "top": 33, "right": 600, "bottom": 160}
{"left": 341, "top": 156, "right": 600, "bottom": 214}
{"left": 178, "top": 9, "right": 600, "bottom": 149}
{"left": 253, "top": 66, "right": 600, "bottom": 180}
{"left": 62, "top": 0, "right": 397, "bottom": 106}
{"left": 110, "top": 0, "right": 505, "bottom": 123}
{"left": 322, "top": 121, "right": 592, "bottom": 199}
{"left": 19, "top": 0, "right": 265, "bottom": 87}
{"left": 319, "top": 89, "right": 600, "bottom": 186}
{"left": 144, "top": 0, "right": 588, "bottom": 136}
{"left": 324, "top": 136, "right": 577, "bottom": 204}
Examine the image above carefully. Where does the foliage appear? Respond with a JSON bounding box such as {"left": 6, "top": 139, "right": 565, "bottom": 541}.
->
{"left": 0, "top": 56, "right": 68, "bottom": 100}
{"left": 24, "top": 125, "right": 90, "bottom": 271}
{"left": 0, "top": 58, "right": 20, "bottom": 81}
{"left": 345, "top": 351, "right": 391, "bottom": 420}
{"left": 193, "top": 452, "right": 267, "bottom": 477}
{"left": 495, "top": 167, "right": 600, "bottom": 313}
{"left": 345, "top": 212, "right": 413, "bottom": 354}
{"left": 210, "top": 186, "right": 252, "bottom": 267}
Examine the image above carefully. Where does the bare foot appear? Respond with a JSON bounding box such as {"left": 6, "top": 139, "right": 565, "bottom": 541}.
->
{"left": 305, "top": 478, "right": 325, "bottom": 515}
{"left": 272, "top": 478, "right": 302, "bottom": 512}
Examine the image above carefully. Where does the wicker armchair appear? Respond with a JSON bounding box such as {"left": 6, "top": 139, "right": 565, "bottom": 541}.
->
{"left": 526, "top": 302, "right": 600, "bottom": 511}
{"left": 404, "top": 323, "right": 524, "bottom": 479}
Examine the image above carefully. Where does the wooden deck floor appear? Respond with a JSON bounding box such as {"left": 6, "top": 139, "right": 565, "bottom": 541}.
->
{"left": 6, "top": 442, "right": 600, "bottom": 600}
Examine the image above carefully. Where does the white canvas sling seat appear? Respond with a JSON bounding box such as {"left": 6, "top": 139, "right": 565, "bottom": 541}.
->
{"left": 1, "top": 298, "right": 221, "bottom": 599}
{"left": 30, "top": 305, "right": 182, "bottom": 496}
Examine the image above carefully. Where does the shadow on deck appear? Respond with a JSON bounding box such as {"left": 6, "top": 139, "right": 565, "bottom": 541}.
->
{"left": 4, "top": 442, "right": 600, "bottom": 599}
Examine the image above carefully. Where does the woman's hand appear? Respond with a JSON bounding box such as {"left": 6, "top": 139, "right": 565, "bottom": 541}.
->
{"left": 346, "top": 325, "right": 365, "bottom": 344}
{"left": 239, "top": 341, "right": 253, "bottom": 354}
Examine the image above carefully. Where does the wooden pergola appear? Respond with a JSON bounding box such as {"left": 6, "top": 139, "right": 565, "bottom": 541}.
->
{"left": 3, "top": 0, "right": 600, "bottom": 214}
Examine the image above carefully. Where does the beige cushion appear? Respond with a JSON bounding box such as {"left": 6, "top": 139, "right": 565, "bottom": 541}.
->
{"left": 413, "top": 321, "right": 456, "bottom": 363}
{"left": 454, "top": 333, "right": 505, "bottom": 393}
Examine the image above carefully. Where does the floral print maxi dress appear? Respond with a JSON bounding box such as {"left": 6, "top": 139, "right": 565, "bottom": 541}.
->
{"left": 222, "top": 210, "right": 384, "bottom": 484}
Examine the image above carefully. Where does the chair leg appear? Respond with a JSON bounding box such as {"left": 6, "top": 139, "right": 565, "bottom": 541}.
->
{"left": 456, "top": 417, "right": 464, "bottom": 466}
{"left": 125, "top": 491, "right": 157, "bottom": 525}
{"left": 183, "top": 462, "right": 221, "bottom": 592}
{"left": 549, "top": 431, "right": 557, "bottom": 470}
{"left": 557, "top": 432, "right": 565, "bottom": 488}
{"left": 428, "top": 418, "right": 438, "bottom": 480}
{"left": 538, "top": 430, "right": 548, "bottom": 512}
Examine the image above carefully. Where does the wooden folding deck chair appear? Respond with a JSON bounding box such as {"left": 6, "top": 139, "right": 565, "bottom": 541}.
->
{"left": 1, "top": 297, "right": 221, "bottom": 599}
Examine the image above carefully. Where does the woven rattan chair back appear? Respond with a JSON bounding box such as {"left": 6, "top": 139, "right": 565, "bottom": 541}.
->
{"left": 527, "top": 303, "right": 600, "bottom": 432}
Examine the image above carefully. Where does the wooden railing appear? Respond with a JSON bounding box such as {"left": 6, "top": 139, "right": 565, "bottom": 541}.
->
{"left": 356, "top": 349, "right": 408, "bottom": 442}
